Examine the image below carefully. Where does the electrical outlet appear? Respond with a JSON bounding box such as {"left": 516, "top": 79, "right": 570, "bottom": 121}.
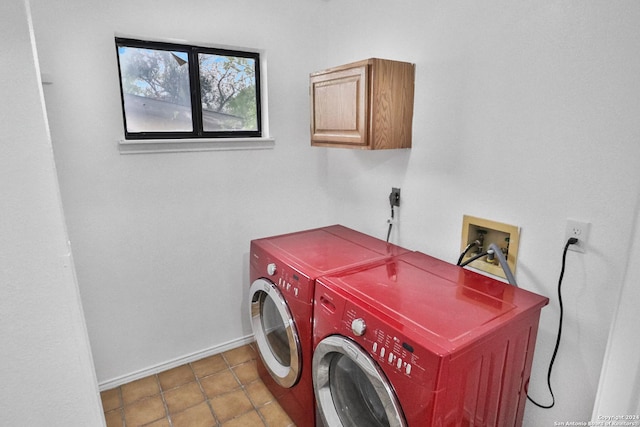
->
{"left": 389, "top": 188, "right": 401, "bottom": 207}
{"left": 565, "top": 219, "right": 590, "bottom": 253}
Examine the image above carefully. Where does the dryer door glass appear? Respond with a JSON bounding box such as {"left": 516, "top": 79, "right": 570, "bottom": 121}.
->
{"left": 261, "top": 293, "right": 290, "bottom": 366}
{"left": 249, "top": 278, "right": 301, "bottom": 388}
{"left": 313, "top": 335, "right": 406, "bottom": 427}
{"left": 330, "top": 354, "right": 388, "bottom": 426}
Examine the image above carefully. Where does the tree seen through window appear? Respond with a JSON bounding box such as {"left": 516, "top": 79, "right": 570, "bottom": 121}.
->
{"left": 115, "top": 38, "right": 261, "bottom": 139}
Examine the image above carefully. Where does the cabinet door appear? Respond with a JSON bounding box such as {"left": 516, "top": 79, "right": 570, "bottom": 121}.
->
{"left": 310, "top": 64, "right": 368, "bottom": 147}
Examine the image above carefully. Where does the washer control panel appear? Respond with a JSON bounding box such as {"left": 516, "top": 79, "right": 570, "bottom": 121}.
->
{"left": 340, "top": 302, "right": 440, "bottom": 387}
{"left": 370, "top": 326, "right": 415, "bottom": 376}
{"left": 351, "top": 318, "right": 367, "bottom": 336}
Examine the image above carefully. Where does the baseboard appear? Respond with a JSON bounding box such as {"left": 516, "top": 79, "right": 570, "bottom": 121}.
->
{"left": 98, "top": 334, "right": 255, "bottom": 391}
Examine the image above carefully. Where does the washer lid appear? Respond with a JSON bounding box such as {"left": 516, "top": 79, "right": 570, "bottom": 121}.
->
{"left": 253, "top": 225, "right": 409, "bottom": 278}
{"left": 317, "top": 255, "right": 548, "bottom": 350}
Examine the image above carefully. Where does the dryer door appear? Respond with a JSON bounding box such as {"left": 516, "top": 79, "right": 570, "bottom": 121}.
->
{"left": 313, "top": 335, "right": 407, "bottom": 427}
{"left": 249, "top": 278, "right": 301, "bottom": 388}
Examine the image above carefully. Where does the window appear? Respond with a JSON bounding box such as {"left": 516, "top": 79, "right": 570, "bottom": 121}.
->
{"left": 115, "top": 38, "right": 262, "bottom": 140}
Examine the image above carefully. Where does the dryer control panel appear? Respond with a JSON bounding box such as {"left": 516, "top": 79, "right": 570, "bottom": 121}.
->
{"left": 249, "top": 244, "right": 314, "bottom": 304}
{"left": 276, "top": 271, "right": 305, "bottom": 301}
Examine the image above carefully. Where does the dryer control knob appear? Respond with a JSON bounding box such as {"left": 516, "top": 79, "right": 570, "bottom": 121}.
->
{"left": 267, "top": 263, "right": 277, "bottom": 276}
{"left": 351, "top": 318, "right": 367, "bottom": 336}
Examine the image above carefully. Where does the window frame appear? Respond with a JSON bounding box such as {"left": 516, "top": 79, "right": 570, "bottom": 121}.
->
{"left": 115, "top": 37, "right": 263, "bottom": 141}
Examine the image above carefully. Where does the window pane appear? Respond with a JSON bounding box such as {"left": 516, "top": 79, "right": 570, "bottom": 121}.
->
{"left": 117, "top": 46, "right": 192, "bottom": 133}
{"left": 198, "top": 53, "right": 258, "bottom": 132}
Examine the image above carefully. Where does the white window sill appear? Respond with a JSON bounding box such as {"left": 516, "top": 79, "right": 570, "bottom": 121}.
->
{"left": 118, "top": 137, "right": 275, "bottom": 154}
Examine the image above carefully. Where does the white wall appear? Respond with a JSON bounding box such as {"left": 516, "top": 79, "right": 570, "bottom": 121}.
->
{"left": 0, "top": 0, "right": 104, "bottom": 425}
{"left": 28, "top": 0, "right": 640, "bottom": 424}
{"left": 593, "top": 198, "right": 640, "bottom": 417}
{"left": 319, "top": 1, "right": 640, "bottom": 425}
{"left": 30, "top": 0, "right": 332, "bottom": 385}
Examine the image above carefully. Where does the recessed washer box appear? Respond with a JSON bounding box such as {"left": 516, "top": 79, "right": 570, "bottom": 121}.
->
{"left": 460, "top": 215, "right": 520, "bottom": 280}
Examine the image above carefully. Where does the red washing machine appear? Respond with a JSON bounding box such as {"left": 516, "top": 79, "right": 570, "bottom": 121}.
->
{"left": 312, "top": 251, "right": 549, "bottom": 427}
{"left": 249, "top": 225, "right": 409, "bottom": 427}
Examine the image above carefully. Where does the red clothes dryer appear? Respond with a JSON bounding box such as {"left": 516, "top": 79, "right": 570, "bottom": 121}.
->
{"left": 312, "top": 251, "right": 549, "bottom": 427}
{"left": 249, "top": 225, "right": 409, "bottom": 427}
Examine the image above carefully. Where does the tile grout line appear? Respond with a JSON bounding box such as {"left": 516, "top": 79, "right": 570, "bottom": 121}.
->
{"left": 104, "top": 344, "right": 285, "bottom": 427}
{"left": 222, "top": 349, "right": 271, "bottom": 427}
{"left": 109, "top": 376, "right": 169, "bottom": 427}
{"left": 188, "top": 361, "right": 222, "bottom": 427}
{"left": 154, "top": 373, "right": 174, "bottom": 427}
{"left": 246, "top": 343, "right": 277, "bottom": 427}
{"left": 118, "top": 386, "right": 126, "bottom": 427}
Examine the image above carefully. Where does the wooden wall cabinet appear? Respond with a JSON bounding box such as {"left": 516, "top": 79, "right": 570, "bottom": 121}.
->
{"left": 309, "top": 58, "right": 415, "bottom": 150}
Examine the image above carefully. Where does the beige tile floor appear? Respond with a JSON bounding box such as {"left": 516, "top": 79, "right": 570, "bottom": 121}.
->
{"left": 100, "top": 343, "right": 296, "bottom": 427}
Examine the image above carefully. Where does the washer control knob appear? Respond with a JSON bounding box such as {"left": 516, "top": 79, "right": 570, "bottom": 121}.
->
{"left": 351, "top": 318, "right": 367, "bottom": 336}
{"left": 266, "top": 263, "right": 277, "bottom": 276}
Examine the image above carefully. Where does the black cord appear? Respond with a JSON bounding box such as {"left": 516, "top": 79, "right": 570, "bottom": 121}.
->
{"left": 386, "top": 206, "right": 394, "bottom": 242}
{"left": 458, "top": 250, "right": 489, "bottom": 267}
{"left": 457, "top": 242, "right": 478, "bottom": 266}
{"left": 527, "top": 237, "right": 578, "bottom": 409}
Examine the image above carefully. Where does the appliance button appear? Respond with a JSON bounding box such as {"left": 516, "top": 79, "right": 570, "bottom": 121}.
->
{"left": 373, "top": 342, "right": 378, "bottom": 353}
{"left": 406, "top": 364, "right": 412, "bottom": 375}
{"left": 396, "top": 358, "right": 402, "bottom": 369}
{"left": 380, "top": 347, "right": 386, "bottom": 358}
{"left": 267, "top": 263, "right": 277, "bottom": 276}
{"left": 388, "top": 353, "right": 394, "bottom": 364}
{"left": 351, "top": 318, "right": 367, "bottom": 336}
{"left": 294, "top": 288, "right": 299, "bottom": 297}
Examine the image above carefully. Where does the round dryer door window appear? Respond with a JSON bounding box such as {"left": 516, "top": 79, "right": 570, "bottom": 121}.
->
{"left": 313, "top": 335, "right": 407, "bottom": 427}
{"left": 249, "top": 278, "right": 301, "bottom": 388}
